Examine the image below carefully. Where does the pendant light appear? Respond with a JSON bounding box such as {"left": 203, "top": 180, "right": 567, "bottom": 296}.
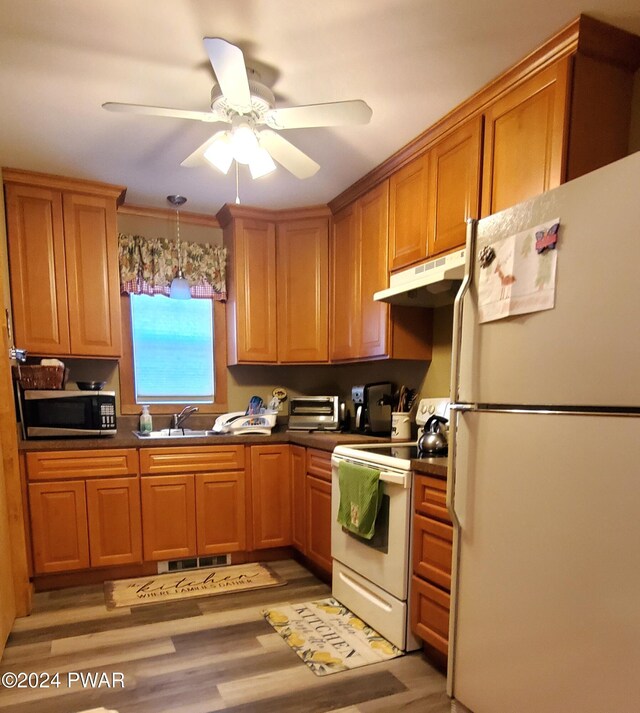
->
{"left": 167, "top": 194, "right": 191, "bottom": 299}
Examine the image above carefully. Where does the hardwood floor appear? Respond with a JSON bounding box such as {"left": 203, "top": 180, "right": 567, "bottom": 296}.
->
{"left": 0, "top": 560, "right": 459, "bottom": 712}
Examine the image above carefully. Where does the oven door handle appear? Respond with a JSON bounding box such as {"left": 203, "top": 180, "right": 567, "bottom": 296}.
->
{"left": 379, "top": 471, "right": 409, "bottom": 488}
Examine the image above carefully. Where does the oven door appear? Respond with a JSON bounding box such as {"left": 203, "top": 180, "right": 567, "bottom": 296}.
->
{"left": 331, "top": 453, "right": 412, "bottom": 600}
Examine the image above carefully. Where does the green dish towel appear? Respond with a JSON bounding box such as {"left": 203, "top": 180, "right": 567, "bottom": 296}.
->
{"left": 337, "top": 461, "right": 383, "bottom": 540}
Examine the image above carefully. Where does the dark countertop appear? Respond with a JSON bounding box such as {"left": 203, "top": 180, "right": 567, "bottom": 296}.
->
{"left": 411, "top": 456, "right": 448, "bottom": 478}
{"left": 17, "top": 428, "right": 390, "bottom": 454}
{"left": 17, "top": 423, "right": 448, "bottom": 476}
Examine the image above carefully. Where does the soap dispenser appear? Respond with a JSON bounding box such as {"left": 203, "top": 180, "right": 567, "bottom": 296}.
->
{"left": 139, "top": 405, "right": 152, "bottom": 434}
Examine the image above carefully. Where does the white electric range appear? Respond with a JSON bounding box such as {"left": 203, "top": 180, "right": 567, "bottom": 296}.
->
{"left": 330, "top": 398, "right": 450, "bottom": 651}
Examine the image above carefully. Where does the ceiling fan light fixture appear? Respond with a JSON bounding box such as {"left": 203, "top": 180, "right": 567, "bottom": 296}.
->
{"left": 249, "top": 146, "right": 277, "bottom": 179}
{"left": 230, "top": 123, "right": 259, "bottom": 164}
{"left": 203, "top": 132, "right": 233, "bottom": 174}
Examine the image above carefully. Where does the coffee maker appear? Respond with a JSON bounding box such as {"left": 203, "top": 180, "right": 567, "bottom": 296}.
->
{"left": 351, "top": 382, "right": 394, "bottom": 435}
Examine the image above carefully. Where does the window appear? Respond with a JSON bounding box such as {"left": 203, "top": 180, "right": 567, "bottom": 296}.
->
{"left": 130, "top": 295, "right": 214, "bottom": 403}
{"left": 128, "top": 294, "right": 216, "bottom": 404}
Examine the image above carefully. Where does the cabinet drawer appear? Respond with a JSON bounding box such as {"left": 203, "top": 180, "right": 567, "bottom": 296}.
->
{"left": 414, "top": 474, "right": 450, "bottom": 523}
{"left": 27, "top": 449, "right": 139, "bottom": 480}
{"left": 139, "top": 445, "right": 245, "bottom": 475}
{"left": 413, "top": 513, "right": 453, "bottom": 591}
{"left": 306, "top": 448, "right": 332, "bottom": 481}
{"left": 411, "top": 575, "right": 450, "bottom": 656}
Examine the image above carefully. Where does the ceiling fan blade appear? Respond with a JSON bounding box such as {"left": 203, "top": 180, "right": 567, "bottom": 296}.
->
{"left": 102, "top": 102, "right": 223, "bottom": 123}
{"left": 180, "top": 132, "right": 227, "bottom": 168}
{"left": 259, "top": 130, "right": 320, "bottom": 179}
{"left": 203, "top": 37, "right": 252, "bottom": 113}
{"left": 264, "top": 100, "right": 372, "bottom": 130}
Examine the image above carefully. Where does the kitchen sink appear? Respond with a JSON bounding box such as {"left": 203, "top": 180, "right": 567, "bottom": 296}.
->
{"left": 133, "top": 428, "right": 217, "bottom": 439}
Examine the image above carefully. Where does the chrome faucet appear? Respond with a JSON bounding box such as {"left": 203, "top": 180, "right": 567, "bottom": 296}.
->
{"left": 172, "top": 405, "right": 199, "bottom": 430}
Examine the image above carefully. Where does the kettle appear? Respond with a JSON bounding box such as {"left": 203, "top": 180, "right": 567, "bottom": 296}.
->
{"left": 417, "top": 415, "right": 448, "bottom": 455}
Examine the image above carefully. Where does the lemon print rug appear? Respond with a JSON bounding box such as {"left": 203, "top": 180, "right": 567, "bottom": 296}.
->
{"left": 262, "top": 597, "right": 403, "bottom": 676}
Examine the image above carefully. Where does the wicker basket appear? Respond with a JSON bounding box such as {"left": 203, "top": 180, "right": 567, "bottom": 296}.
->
{"left": 12, "top": 365, "right": 68, "bottom": 390}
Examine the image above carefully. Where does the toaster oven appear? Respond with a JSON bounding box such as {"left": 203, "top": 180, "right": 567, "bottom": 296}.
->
{"left": 288, "top": 396, "right": 342, "bottom": 431}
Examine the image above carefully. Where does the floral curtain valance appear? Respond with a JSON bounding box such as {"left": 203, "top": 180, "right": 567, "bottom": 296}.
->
{"left": 118, "top": 233, "right": 227, "bottom": 300}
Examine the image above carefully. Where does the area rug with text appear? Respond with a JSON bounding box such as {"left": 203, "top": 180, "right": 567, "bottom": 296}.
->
{"left": 105, "top": 562, "right": 286, "bottom": 609}
{"left": 263, "top": 597, "right": 403, "bottom": 676}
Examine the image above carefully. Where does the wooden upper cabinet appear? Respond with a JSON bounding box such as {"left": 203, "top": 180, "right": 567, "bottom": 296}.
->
{"left": 427, "top": 116, "right": 483, "bottom": 257}
{"left": 226, "top": 217, "right": 277, "bottom": 364}
{"left": 329, "top": 204, "right": 359, "bottom": 361}
{"left": 3, "top": 170, "right": 126, "bottom": 357}
{"left": 388, "top": 154, "right": 429, "bottom": 271}
{"left": 358, "top": 182, "right": 389, "bottom": 360}
{"left": 481, "top": 59, "right": 570, "bottom": 217}
{"left": 4, "top": 184, "right": 70, "bottom": 354}
{"left": 277, "top": 217, "right": 329, "bottom": 363}
{"left": 220, "top": 205, "right": 331, "bottom": 364}
{"left": 330, "top": 184, "right": 390, "bottom": 361}
{"left": 63, "top": 192, "right": 122, "bottom": 356}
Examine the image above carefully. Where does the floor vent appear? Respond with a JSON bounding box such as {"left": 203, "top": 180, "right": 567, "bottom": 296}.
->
{"left": 157, "top": 554, "right": 231, "bottom": 574}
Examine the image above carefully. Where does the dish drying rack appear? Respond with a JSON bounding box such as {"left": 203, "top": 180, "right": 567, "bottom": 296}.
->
{"left": 212, "top": 410, "right": 278, "bottom": 435}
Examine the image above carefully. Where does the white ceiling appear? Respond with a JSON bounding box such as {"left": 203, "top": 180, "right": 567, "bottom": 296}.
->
{"left": 1, "top": 0, "right": 640, "bottom": 215}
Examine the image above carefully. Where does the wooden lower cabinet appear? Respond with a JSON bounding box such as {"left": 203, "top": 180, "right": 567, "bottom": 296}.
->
{"left": 306, "top": 475, "right": 332, "bottom": 574}
{"left": 290, "top": 445, "right": 307, "bottom": 553}
{"left": 249, "top": 445, "right": 291, "bottom": 550}
{"left": 29, "top": 480, "right": 90, "bottom": 574}
{"left": 27, "top": 448, "right": 141, "bottom": 574}
{"left": 411, "top": 473, "right": 452, "bottom": 656}
{"left": 141, "top": 475, "right": 196, "bottom": 561}
{"left": 195, "top": 471, "right": 246, "bottom": 555}
{"left": 289, "top": 445, "right": 334, "bottom": 575}
{"left": 411, "top": 575, "right": 451, "bottom": 656}
{"left": 85, "top": 477, "right": 142, "bottom": 568}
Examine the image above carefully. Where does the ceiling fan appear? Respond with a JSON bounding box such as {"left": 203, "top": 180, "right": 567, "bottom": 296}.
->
{"left": 103, "top": 38, "right": 373, "bottom": 180}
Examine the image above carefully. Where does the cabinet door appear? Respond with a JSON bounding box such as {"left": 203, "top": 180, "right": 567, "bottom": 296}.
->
{"left": 411, "top": 574, "right": 450, "bottom": 656}
{"left": 305, "top": 474, "right": 332, "bottom": 575}
{"left": 232, "top": 218, "right": 277, "bottom": 363}
{"left": 195, "top": 471, "right": 246, "bottom": 555}
{"left": 481, "top": 58, "right": 570, "bottom": 217}
{"left": 290, "top": 445, "right": 306, "bottom": 553}
{"left": 4, "top": 184, "right": 70, "bottom": 354}
{"left": 277, "top": 218, "right": 329, "bottom": 363}
{"left": 329, "top": 204, "right": 359, "bottom": 360}
{"left": 388, "top": 154, "right": 429, "bottom": 271}
{"left": 412, "top": 513, "right": 453, "bottom": 591}
{"left": 63, "top": 192, "right": 122, "bottom": 356}
{"left": 427, "top": 116, "right": 483, "bottom": 257}
{"left": 249, "top": 445, "right": 291, "bottom": 549}
{"left": 29, "top": 481, "right": 89, "bottom": 573}
{"left": 141, "top": 475, "right": 196, "bottom": 561}
{"left": 86, "top": 477, "right": 142, "bottom": 567}
{"left": 358, "top": 181, "right": 390, "bottom": 359}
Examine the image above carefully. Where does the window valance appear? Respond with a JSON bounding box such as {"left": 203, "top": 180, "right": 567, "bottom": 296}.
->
{"left": 118, "top": 233, "right": 227, "bottom": 300}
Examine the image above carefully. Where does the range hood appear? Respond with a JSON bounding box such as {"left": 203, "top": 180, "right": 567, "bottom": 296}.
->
{"left": 374, "top": 248, "right": 466, "bottom": 307}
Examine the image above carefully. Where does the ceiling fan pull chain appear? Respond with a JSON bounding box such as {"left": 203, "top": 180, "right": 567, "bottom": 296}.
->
{"left": 235, "top": 162, "right": 241, "bottom": 204}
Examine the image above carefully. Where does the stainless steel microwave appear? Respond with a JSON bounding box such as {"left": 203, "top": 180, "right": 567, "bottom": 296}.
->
{"left": 20, "top": 390, "right": 117, "bottom": 438}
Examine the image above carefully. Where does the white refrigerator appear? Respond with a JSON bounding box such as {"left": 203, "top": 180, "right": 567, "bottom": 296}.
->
{"left": 447, "top": 151, "right": 640, "bottom": 712}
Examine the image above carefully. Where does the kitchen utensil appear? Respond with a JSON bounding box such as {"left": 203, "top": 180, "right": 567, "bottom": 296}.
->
{"left": 417, "top": 415, "right": 448, "bottom": 454}
{"left": 77, "top": 380, "right": 107, "bottom": 391}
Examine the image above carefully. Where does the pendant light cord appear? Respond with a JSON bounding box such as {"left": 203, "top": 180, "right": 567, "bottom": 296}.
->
{"left": 235, "top": 162, "right": 240, "bottom": 205}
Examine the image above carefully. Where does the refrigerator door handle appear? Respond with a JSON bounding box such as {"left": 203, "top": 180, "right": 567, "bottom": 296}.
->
{"left": 447, "top": 218, "right": 477, "bottom": 529}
